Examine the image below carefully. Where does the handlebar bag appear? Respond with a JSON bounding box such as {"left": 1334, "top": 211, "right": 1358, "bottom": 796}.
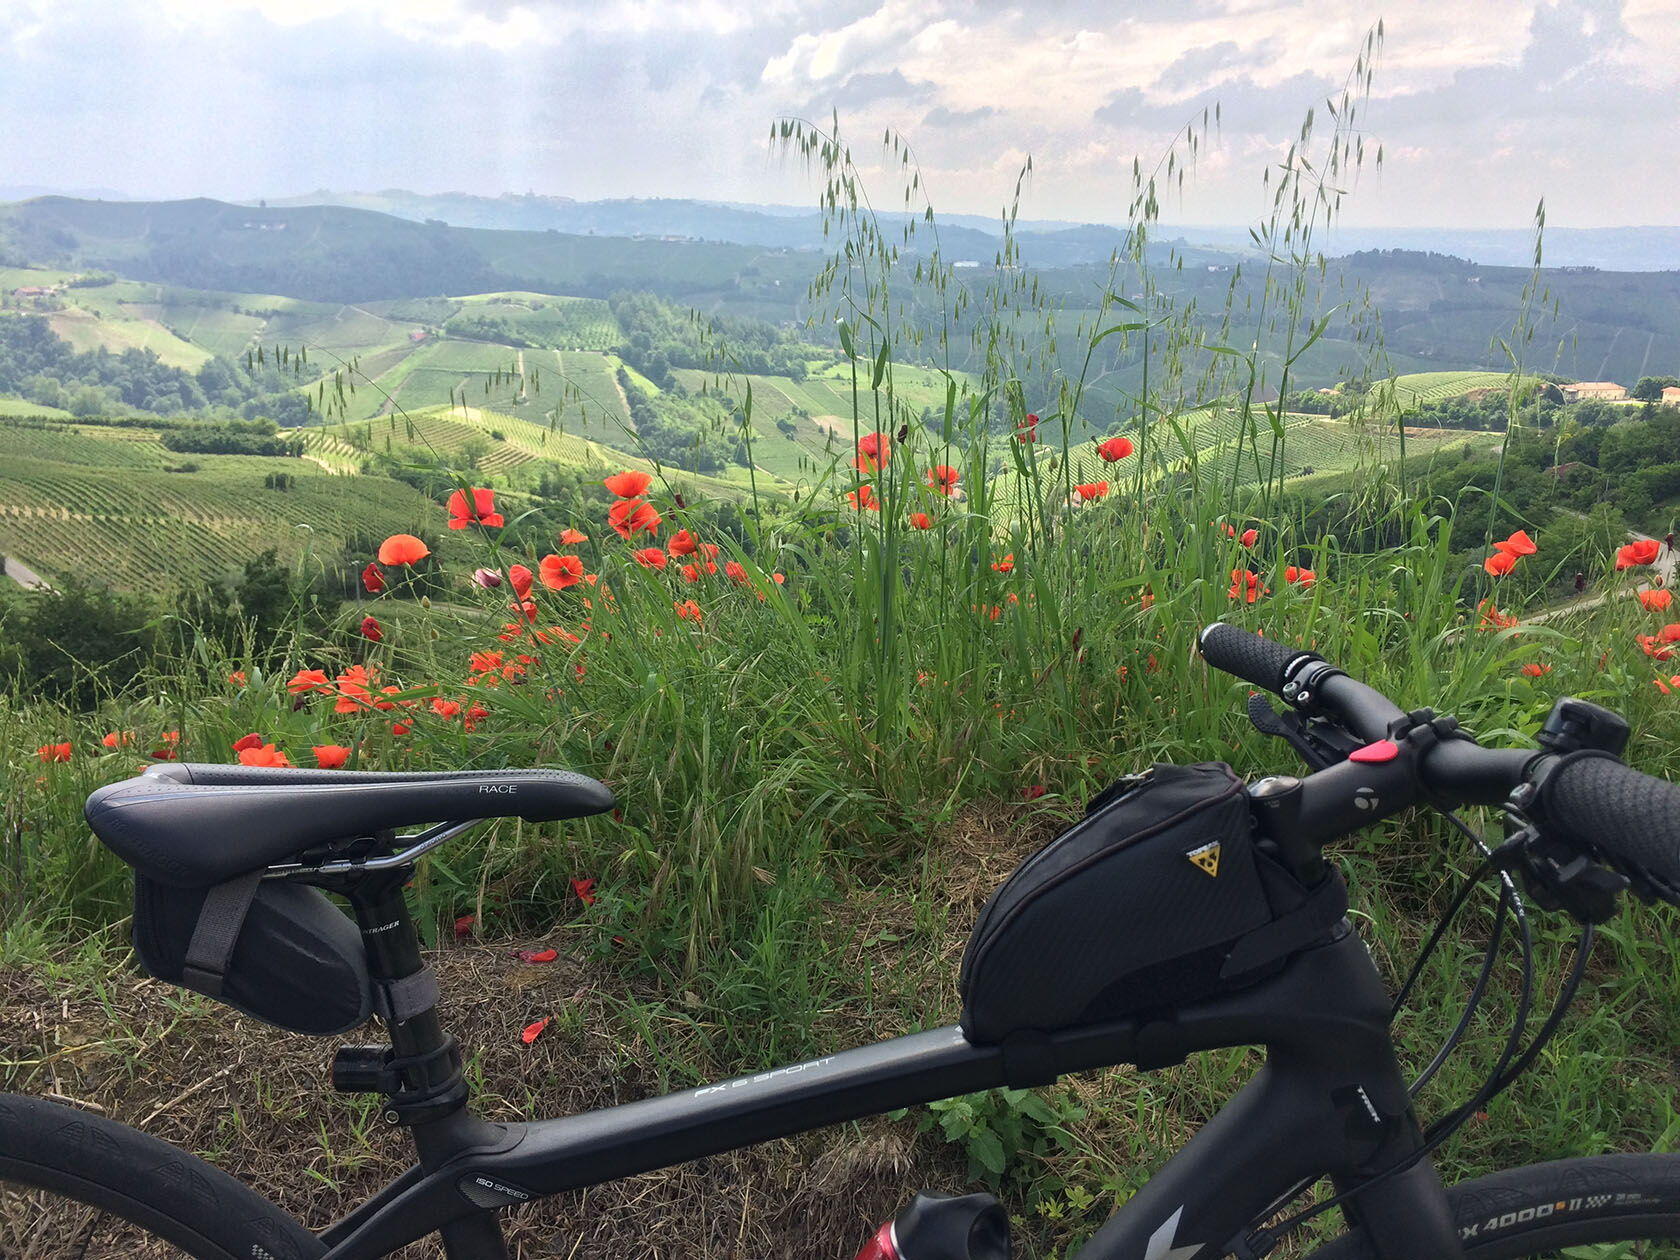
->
{"left": 132, "top": 874, "right": 373, "bottom": 1037}
{"left": 959, "top": 762, "right": 1345, "bottom": 1044}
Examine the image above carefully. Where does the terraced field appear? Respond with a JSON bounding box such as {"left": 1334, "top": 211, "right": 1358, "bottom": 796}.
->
{"left": 1384, "top": 371, "right": 1527, "bottom": 407}
{"left": 0, "top": 445, "right": 440, "bottom": 591}
{"left": 443, "top": 292, "right": 621, "bottom": 350}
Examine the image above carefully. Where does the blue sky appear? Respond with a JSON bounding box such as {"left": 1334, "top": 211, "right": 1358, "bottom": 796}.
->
{"left": 0, "top": 0, "right": 1675, "bottom": 228}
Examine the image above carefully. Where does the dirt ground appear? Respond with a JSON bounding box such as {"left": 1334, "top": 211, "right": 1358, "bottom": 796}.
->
{"left": 0, "top": 807, "right": 1038, "bottom": 1258}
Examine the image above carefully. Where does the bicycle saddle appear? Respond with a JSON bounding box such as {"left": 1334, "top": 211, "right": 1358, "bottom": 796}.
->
{"left": 85, "top": 762, "right": 615, "bottom": 886}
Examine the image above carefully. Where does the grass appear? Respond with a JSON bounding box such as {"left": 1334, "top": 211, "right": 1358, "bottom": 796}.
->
{"left": 4, "top": 51, "right": 1680, "bottom": 1259}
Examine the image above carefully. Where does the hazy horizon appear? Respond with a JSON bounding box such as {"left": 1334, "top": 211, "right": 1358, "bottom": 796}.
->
{"left": 2, "top": 1, "right": 1678, "bottom": 231}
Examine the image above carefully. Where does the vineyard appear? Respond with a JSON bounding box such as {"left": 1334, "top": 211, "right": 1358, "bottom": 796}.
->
{"left": 442, "top": 292, "right": 622, "bottom": 350}
{"left": 1384, "top": 371, "right": 1526, "bottom": 407}
{"left": 0, "top": 447, "right": 439, "bottom": 590}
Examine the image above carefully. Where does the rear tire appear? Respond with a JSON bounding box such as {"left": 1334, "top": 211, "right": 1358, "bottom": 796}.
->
{"left": 1306, "top": 1152, "right": 1680, "bottom": 1258}
{"left": 0, "top": 1093, "right": 323, "bottom": 1260}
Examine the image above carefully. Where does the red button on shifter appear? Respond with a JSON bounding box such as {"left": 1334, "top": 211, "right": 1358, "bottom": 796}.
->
{"left": 1348, "top": 739, "right": 1400, "bottom": 763}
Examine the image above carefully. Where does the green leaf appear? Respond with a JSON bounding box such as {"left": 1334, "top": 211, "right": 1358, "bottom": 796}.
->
{"left": 967, "top": 1126, "right": 1007, "bottom": 1175}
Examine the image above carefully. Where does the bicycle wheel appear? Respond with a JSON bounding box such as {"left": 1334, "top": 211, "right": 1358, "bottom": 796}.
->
{"left": 0, "top": 1093, "right": 323, "bottom": 1260}
{"left": 1306, "top": 1153, "right": 1680, "bottom": 1258}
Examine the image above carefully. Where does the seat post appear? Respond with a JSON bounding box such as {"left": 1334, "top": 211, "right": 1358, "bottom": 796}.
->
{"left": 343, "top": 871, "right": 497, "bottom": 1162}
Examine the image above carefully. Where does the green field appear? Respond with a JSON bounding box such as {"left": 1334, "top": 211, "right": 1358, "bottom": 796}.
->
{"left": 0, "top": 396, "right": 72, "bottom": 419}
{"left": 307, "top": 403, "right": 773, "bottom": 501}
{"left": 1384, "top": 371, "right": 1528, "bottom": 407}
{"left": 0, "top": 423, "right": 442, "bottom": 590}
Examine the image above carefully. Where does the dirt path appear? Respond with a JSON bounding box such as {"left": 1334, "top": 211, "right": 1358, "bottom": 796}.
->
{"left": 1, "top": 554, "right": 50, "bottom": 590}
{"left": 1525, "top": 530, "right": 1677, "bottom": 626}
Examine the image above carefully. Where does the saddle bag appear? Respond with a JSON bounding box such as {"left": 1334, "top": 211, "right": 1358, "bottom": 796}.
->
{"left": 132, "top": 874, "right": 373, "bottom": 1037}
{"left": 958, "top": 762, "right": 1346, "bottom": 1045}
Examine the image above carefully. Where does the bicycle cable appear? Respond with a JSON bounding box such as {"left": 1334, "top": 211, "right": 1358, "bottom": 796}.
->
{"left": 1233, "top": 809, "right": 1554, "bottom": 1258}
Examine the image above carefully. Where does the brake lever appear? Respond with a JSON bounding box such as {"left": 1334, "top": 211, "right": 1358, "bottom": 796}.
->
{"left": 1247, "top": 693, "right": 1365, "bottom": 772}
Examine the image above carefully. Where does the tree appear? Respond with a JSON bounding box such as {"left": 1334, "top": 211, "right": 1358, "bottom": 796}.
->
{"left": 1631, "top": 375, "right": 1680, "bottom": 402}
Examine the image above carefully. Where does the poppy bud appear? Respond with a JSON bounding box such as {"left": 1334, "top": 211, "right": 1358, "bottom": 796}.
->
{"left": 421, "top": 596, "right": 432, "bottom": 609}
{"left": 674, "top": 492, "right": 687, "bottom": 509}
{"left": 472, "top": 567, "right": 504, "bottom": 589}
{"left": 895, "top": 423, "right": 909, "bottom": 443}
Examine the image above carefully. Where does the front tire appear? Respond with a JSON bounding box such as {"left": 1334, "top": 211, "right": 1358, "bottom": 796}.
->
{"left": 0, "top": 1093, "right": 323, "bottom": 1260}
{"left": 1306, "top": 1152, "right": 1680, "bottom": 1258}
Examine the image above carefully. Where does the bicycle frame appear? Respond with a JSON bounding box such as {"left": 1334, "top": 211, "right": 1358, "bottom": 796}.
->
{"left": 314, "top": 888, "right": 1467, "bottom": 1260}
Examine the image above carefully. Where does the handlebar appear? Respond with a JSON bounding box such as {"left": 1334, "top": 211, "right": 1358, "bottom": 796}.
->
{"left": 1198, "top": 621, "right": 1680, "bottom": 904}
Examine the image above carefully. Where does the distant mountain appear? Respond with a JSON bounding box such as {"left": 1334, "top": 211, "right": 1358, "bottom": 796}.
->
{"left": 0, "top": 184, "right": 131, "bottom": 202}
{"left": 262, "top": 188, "right": 1680, "bottom": 272}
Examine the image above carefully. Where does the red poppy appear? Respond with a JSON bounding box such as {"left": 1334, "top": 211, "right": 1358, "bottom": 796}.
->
{"left": 1639, "top": 588, "right": 1674, "bottom": 612}
{"left": 232, "top": 732, "right": 264, "bottom": 753}
{"left": 1494, "top": 530, "right": 1537, "bottom": 557}
{"left": 430, "top": 698, "right": 462, "bottom": 719}
{"left": 607, "top": 499, "right": 662, "bottom": 539}
{"left": 697, "top": 542, "right": 721, "bottom": 561}
{"left": 516, "top": 948, "right": 559, "bottom": 965}
{"left": 447, "top": 487, "right": 504, "bottom": 529}
{"left": 926, "top": 465, "right": 961, "bottom": 494}
{"left": 854, "top": 432, "right": 891, "bottom": 473}
{"left": 1074, "top": 481, "right": 1109, "bottom": 502}
{"left": 560, "top": 527, "right": 589, "bottom": 545}
{"left": 390, "top": 721, "right": 411, "bottom": 736}
{"left": 603, "top": 470, "right": 654, "bottom": 499}
{"left": 909, "top": 512, "right": 932, "bottom": 530}
{"left": 101, "top": 730, "right": 131, "bottom": 748}
{"left": 496, "top": 563, "right": 529, "bottom": 601}
{"left": 1020, "top": 784, "right": 1047, "bottom": 801}
{"left": 1015, "top": 413, "right": 1040, "bottom": 443}
{"left": 1519, "top": 662, "right": 1552, "bottom": 677}
{"left": 228, "top": 670, "right": 247, "bottom": 687}
{"left": 361, "top": 562, "right": 386, "bottom": 594}
{"left": 720, "top": 560, "right": 745, "bottom": 584}
{"left": 680, "top": 563, "right": 700, "bottom": 583}
{"left": 360, "top": 616, "right": 383, "bottom": 642}
{"left": 1284, "top": 565, "right": 1317, "bottom": 586}
{"left": 521, "top": 1017, "right": 551, "bottom": 1046}
{"left": 668, "top": 529, "right": 698, "bottom": 557}
{"left": 846, "top": 484, "right": 879, "bottom": 512}
{"left": 1239, "top": 528, "right": 1259, "bottom": 548}
{"left": 1477, "top": 600, "right": 1518, "bottom": 631}
{"left": 675, "top": 599, "right": 703, "bottom": 623}
{"left": 377, "top": 534, "right": 430, "bottom": 566}
{"left": 540, "top": 553, "right": 585, "bottom": 590}
{"left": 1484, "top": 551, "right": 1518, "bottom": 577}
{"left": 1097, "top": 435, "right": 1134, "bottom": 462}
{"left": 237, "top": 742, "right": 291, "bottom": 768}
{"left": 1655, "top": 675, "right": 1680, "bottom": 695}
{"left": 1617, "top": 539, "right": 1661, "bottom": 569}
{"left": 633, "top": 547, "right": 668, "bottom": 570}
{"left": 288, "top": 668, "right": 331, "bottom": 695}
{"left": 1636, "top": 634, "right": 1674, "bottom": 661}
{"left": 36, "top": 742, "right": 72, "bottom": 763}
{"left": 992, "top": 553, "right": 1015, "bottom": 574}
{"left": 1661, "top": 623, "right": 1680, "bottom": 644}
{"left": 312, "top": 744, "right": 351, "bottom": 769}
{"left": 1228, "top": 569, "right": 1267, "bottom": 603}
{"left": 571, "top": 877, "right": 598, "bottom": 906}
{"left": 454, "top": 914, "right": 476, "bottom": 939}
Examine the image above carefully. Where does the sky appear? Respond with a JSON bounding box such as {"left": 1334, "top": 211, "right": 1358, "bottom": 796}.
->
{"left": 0, "top": 0, "right": 1676, "bottom": 229}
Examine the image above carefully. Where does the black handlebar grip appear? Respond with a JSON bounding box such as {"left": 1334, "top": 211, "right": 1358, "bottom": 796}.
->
{"left": 1197, "top": 622, "right": 1320, "bottom": 696}
{"left": 1543, "top": 754, "right": 1680, "bottom": 904}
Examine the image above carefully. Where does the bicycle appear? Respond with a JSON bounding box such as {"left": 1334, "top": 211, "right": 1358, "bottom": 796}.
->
{"left": 5, "top": 620, "right": 1680, "bottom": 1258}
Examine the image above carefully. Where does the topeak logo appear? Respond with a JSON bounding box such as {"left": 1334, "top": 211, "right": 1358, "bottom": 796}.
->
{"left": 1185, "top": 841, "right": 1221, "bottom": 878}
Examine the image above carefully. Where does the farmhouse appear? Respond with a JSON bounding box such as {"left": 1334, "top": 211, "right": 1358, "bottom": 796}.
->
{"left": 11, "top": 286, "right": 50, "bottom": 298}
{"left": 1561, "top": 380, "right": 1627, "bottom": 402}
{"left": 1663, "top": 386, "right": 1680, "bottom": 404}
